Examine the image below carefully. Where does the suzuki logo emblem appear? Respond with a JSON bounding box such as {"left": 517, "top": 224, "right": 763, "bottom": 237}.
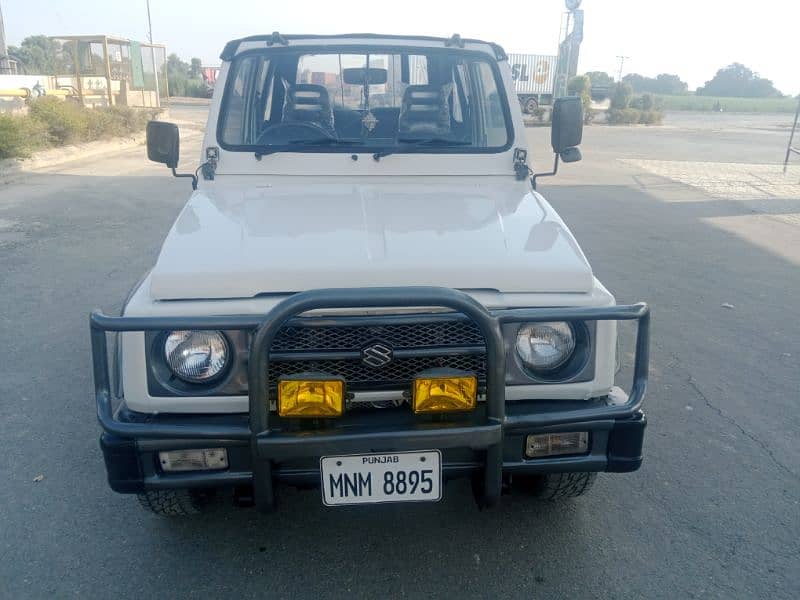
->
{"left": 361, "top": 341, "right": 394, "bottom": 368}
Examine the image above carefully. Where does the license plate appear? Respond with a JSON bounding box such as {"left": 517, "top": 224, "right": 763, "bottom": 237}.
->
{"left": 320, "top": 450, "right": 442, "bottom": 506}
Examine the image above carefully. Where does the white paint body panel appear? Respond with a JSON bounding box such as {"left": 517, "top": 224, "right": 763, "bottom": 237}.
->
{"left": 149, "top": 181, "right": 594, "bottom": 300}
{"left": 119, "top": 35, "right": 620, "bottom": 414}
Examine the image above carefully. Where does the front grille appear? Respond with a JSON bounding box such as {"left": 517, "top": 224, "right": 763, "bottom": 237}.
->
{"left": 272, "top": 318, "right": 484, "bottom": 351}
{"left": 268, "top": 315, "right": 486, "bottom": 391}
{"left": 269, "top": 354, "right": 486, "bottom": 390}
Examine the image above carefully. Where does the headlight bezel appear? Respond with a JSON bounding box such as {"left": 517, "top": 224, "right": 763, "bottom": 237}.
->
{"left": 506, "top": 320, "right": 593, "bottom": 383}
{"left": 146, "top": 329, "right": 245, "bottom": 396}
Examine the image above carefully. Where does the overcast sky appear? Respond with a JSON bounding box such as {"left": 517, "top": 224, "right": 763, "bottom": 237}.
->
{"left": 4, "top": 0, "right": 799, "bottom": 94}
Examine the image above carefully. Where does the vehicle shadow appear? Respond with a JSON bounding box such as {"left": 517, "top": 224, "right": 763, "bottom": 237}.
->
{"left": 146, "top": 481, "right": 602, "bottom": 597}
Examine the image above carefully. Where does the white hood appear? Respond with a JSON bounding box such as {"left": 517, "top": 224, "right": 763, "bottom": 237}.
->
{"left": 149, "top": 178, "right": 594, "bottom": 300}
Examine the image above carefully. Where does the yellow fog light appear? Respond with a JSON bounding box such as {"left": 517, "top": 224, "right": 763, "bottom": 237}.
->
{"left": 277, "top": 377, "right": 345, "bottom": 417}
{"left": 412, "top": 374, "right": 477, "bottom": 414}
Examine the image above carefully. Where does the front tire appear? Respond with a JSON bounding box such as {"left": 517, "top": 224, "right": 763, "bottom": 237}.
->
{"left": 137, "top": 489, "right": 206, "bottom": 516}
{"left": 524, "top": 97, "right": 539, "bottom": 114}
{"left": 514, "top": 472, "right": 597, "bottom": 500}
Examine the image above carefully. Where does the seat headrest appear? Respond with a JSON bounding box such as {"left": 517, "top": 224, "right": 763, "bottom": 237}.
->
{"left": 282, "top": 83, "right": 335, "bottom": 131}
{"left": 398, "top": 84, "right": 453, "bottom": 139}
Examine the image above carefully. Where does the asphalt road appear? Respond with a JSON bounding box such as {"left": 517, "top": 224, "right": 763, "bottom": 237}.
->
{"left": 1, "top": 109, "right": 798, "bottom": 599}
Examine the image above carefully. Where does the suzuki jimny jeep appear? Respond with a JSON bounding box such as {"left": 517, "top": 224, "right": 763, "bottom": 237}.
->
{"left": 90, "top": 33, "right": 650, "bottom": 515}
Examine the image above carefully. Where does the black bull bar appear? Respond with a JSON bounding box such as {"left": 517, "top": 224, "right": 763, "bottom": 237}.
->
{"left": 91, "top": 287, "right": 650, "bottom": 510}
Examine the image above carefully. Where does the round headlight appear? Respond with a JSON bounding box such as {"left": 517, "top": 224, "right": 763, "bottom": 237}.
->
{"left": 164, "top": 330, "right": 229, "bottom": 383}
{"left": 515, "top": 322, "right": 576, "bottom": 373}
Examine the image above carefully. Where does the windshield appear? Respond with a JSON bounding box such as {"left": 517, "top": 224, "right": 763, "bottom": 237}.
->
{"left": 218, "top": 48, "right": 512, "bottom": 154}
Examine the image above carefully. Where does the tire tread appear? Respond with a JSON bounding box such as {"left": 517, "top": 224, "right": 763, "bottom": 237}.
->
{"left": 137, "top": 490, "right": 202, "bottom": 516}
{"left": 536, "top": 472, "right": 597, "bottom": 500}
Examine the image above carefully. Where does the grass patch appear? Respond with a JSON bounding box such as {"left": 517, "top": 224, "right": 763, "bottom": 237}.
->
{"left": 0, "top": 98, "right": 160, "bottom": 159}
{"left": 659, "top": 94, "right": 798, "bottom": 113}
{"left": 606, "top": 108, "right": 664, "bottom": 125}
{"left": 0, "top": 113, "right": 48, "bottom": 159}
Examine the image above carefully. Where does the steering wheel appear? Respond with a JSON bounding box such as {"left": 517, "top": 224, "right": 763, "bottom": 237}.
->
{"left": 257, "top": 121, "right": 337, "bottom": 144}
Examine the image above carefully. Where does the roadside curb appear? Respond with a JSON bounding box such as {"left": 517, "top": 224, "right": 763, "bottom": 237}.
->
{"left": 1, "top": 134, "right": 147, "bottom": 177}
{"left": 166, "top": 97, "right": 211, "bottom": 106}
{"left": 0, "top": 127, "right": 204, "bottom": 181}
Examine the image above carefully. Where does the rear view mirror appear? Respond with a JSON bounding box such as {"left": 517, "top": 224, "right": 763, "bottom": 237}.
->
{"left": 147, "top": 121, "right": 180, "bottom": 169}
{"left": 146, "top": 121, "right": 198, "bottom": 190}
{"left": 551, "top": 96, "right": 583, "bottom": 155}
{"left": 342, "top": 67, "right": 388, "bottom": 85}
{"left": 531, "top": 96, "right": 584, "bottom": 189}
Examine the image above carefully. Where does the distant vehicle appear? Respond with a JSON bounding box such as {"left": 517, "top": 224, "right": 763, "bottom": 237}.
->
{"left": 590, "top": 85, "right": 611, "bottom": 102}
{"left": 201, "top": 66, "right": 219, "bottom": 97}
{"left": 508, "top": 53, "right": 556, "bottom": 113}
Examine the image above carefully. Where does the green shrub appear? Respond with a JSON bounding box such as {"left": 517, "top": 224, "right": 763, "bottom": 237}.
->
{"left": 568, "top": 75, "right": 591, "bottom": 99}
{"left": 606, "top": 107, "right": 663, "bottom": 125}
{"left": 610, "top": 82, "right": 633, "bottom": 110}
{"left": 86, "top": 108, "right": 116, "bottom": 139}
{"left": 568, "top": 75, "right": 594, "bottom": 124}
{"left": 28, "top": 97, "right": 90, "bottom": 144}
{"left": 28, "top": 97, "right": 158, "bottom": 145}
{"left": 0, "top": 98, "right": 160, "bottom": 159}
{"left": 630, "top": 93, "right": 655, "bottom": 111}
{"left": 92, "top": 105, "right": 158, "bottom": 139}
{"left": 0, "top": 113, "right": 48, "bottom": 158}
{"left": 639, "top": 110, "right": 663, "bottom": 125}
{"left": 184, "top": 79, "right": 209, "bottom": 98}
{"left": 168, "top": 73, "right": 208, "bottom": 98}
{"left": 607, "top": 108, "right": 639, "bottom": 124}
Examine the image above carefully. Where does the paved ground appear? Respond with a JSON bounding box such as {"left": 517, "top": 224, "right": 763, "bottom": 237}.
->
{"left": 1, "top": 107, "right": 798, "bottom": 599}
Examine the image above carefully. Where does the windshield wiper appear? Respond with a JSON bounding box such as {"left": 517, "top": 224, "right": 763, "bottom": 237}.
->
{"left": 372, "top": 138, "right": 472, "bottom": 160}
{"left": 254, "top": 137, "right": 357, "bottom": 159}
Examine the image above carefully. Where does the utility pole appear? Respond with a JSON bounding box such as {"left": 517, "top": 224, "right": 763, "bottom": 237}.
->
{"left": 146, "top": 0, "right": 153, "bottom": 43}
{"left": 0, "top": 1, "right": 11, "bottom": 74}
{"left": 145, "top": 0, "right": 161, "bottom": 103}
{"left": 616, "top": 55, "right": 629, "bottom": 82}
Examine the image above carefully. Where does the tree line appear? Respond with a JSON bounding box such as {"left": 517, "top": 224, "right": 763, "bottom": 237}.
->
{"left": 585, "top": 63, "right": 783, "bottom": 97}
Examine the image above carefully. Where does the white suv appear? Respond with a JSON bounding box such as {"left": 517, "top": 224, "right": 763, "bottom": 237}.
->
{"left": 90, "top": 33, "right": 650, "bottom": 515}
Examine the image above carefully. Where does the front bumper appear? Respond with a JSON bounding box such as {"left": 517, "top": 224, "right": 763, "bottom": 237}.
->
{"left": 100, "top": 403, "right": 647, "bottom": 495}
{"left": 91, "top": 286, "right": 650, "bottom": 509}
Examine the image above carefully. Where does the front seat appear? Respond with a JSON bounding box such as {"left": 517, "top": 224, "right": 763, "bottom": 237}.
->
{"left": 282, "top": 83, "right": 336, "bottom": 136}
{"left": 397, "top": 84, "right": 453, "bottom": 140}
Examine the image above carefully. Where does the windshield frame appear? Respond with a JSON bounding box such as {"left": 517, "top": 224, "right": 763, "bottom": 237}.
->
{"left": 215, "top": 44, "right": 515, "bottom": 156}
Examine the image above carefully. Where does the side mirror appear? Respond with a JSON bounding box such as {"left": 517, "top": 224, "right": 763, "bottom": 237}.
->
{"left": 146, "top": 121, "right": 180, "bottom": 169}
{"left": 551, "top": 96, "right": 583, "bottom": 156}
{"left": 531, "top": 96, "right": 584, "bottom": 189}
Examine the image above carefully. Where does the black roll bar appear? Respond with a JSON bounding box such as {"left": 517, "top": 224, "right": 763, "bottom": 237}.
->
{"left": 90, "top": 287, "right": 649, "bottom": 510}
